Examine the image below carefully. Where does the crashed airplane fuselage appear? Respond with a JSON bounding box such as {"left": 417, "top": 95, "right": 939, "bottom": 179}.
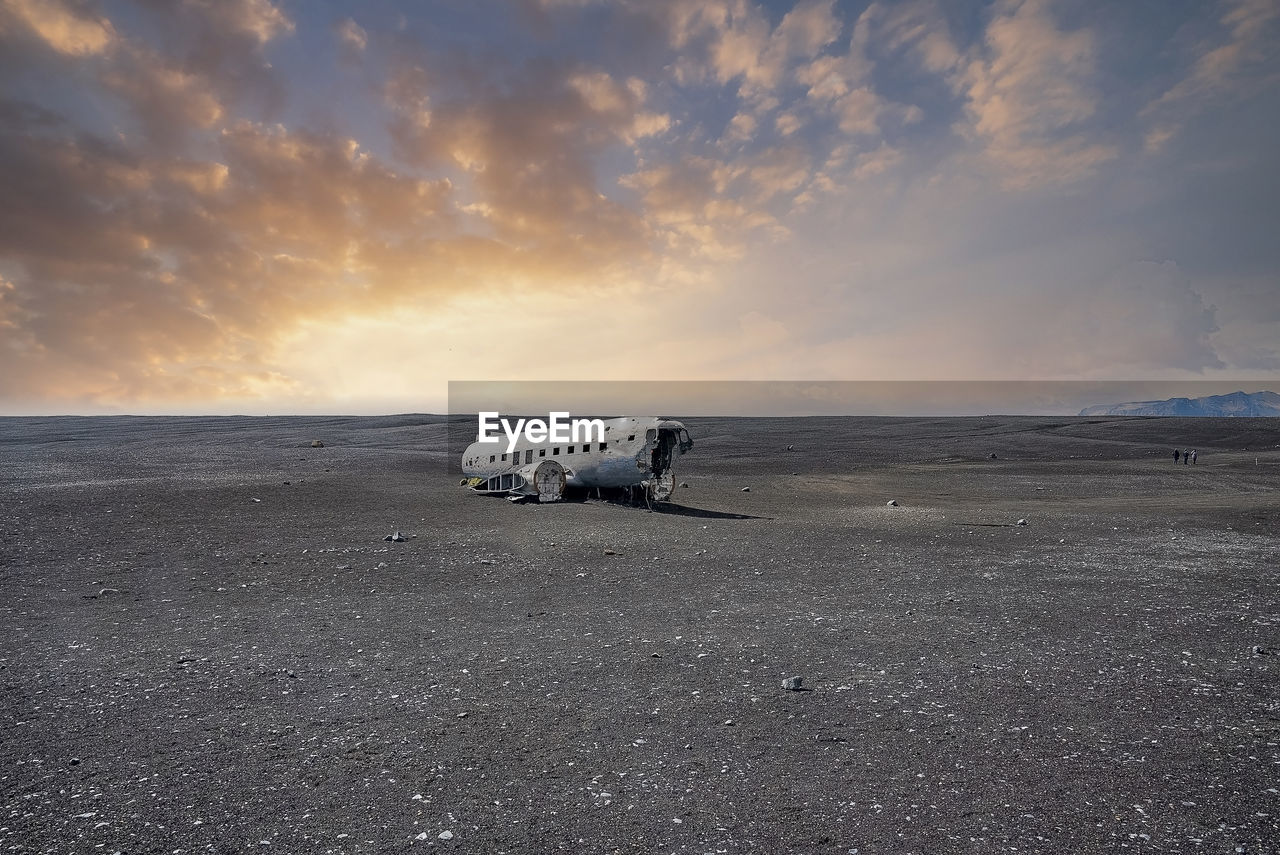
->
{"left": 459, "top": 416, "right": 694, "bottom": 503}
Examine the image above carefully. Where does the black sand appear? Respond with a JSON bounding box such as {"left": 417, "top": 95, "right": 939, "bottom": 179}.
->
{"left": 2, "top": 415, "right": 1278, "bottom": 854}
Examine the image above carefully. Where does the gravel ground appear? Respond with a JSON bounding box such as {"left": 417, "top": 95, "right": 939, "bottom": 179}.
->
{"left": 1, "top": 415, "right": 1278, "bottom": 854}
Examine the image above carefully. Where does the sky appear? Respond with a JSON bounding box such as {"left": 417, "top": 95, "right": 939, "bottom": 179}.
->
{"left": 0, "top": 0, "right": 1277, "bottom": 415}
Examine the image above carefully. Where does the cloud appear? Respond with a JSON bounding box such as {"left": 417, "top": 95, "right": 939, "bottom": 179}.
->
{"left": 0, "top": 1, "right": 703, "bottom": 406}
{"left": 180, "top": 0, "right": 294, "bottom": 46}
{"left": 852, "top": 144, "right": 902, "bottom": 180}
{"left": 621, "top": 154, "right": 783, "bottom": 260}
{"left": 721, "top": 111, "right": 757, "bottom": 143}
{"left": 1046, "top": 261, "right": 1224, "bottom": 374}
{"left": 103, "top": 49, "right": 226, "bottom": 145}
{"left": 858, "top": 0, "right": 1116, "bottom": 188}
{"left": 335, "top": 18, "right": 367, "bottom": 55}
{"left": 773, "top": 111, "right": 803, "bottom": 136}
{"left": 1, "top": 0, "right": 297, "bottom": 150}
{"left": 0, "top": 0, "right": 116, "bottom": 56}
{"left": 388, "top": 62, "right": 659, "bottom": 262}
{"left": 792, "top": 6, "right": 925, "bottom": 142}
{"left": 770, "top": 0, "right": 841, "bottom": 68}
{"left": 0, "top": 107, "right": 466, "bottom": 403}
{"left": 0, "top": 0, "right": 1274, "bottom": 410}
{"left": 3, "top": 88, "right": 673, "bottom": 405}
{"left": 660, "top": 0, "right": 840, "bottom": 96}
{"left": 865, "top": 0, "right": 961, "bottom": 73}
{"left": 953, "top": 0, "right": 1117, "bottom": 188}
{"left": 1143, "top": 0, "right": 1280, "bottom": 151}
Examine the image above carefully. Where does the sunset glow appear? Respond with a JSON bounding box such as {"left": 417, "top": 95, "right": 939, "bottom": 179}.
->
{"left": 1, "top": 0, "right": 1277, "bottom": 413}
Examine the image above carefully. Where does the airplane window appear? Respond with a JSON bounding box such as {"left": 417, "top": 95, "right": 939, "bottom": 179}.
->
{"left": 599, "top": 442, "right": 607, "bottom": 451}
{"left": 568, "top": 445, "right": 575, "bottom": 454}
{"left": 582, "top": 443, "right": 590, "bottom": 452}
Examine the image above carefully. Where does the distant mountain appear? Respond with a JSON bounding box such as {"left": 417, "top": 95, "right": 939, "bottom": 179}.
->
{"left": 1079, "top": 390, "right": 1280, "bottom": 417}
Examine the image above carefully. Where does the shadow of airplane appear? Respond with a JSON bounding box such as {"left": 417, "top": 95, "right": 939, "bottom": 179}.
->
{"left": 645, "top": 503, "right": 769, "bottom": 520}
{"left": 474, "top": 487, "right": 770, "bottom": 519}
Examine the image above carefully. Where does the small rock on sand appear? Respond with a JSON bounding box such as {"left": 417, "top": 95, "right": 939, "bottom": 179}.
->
{"left": 1016, "top": 519, "right": 1027, "bottom": 526}
{"left": 438, "top": 830, "right": 454, "bottom": 840}
{"left": 782, "top": 675, "right": 804, "bottom": 690}
{"left": 740, "top": 486, "right": 751, "bottom": 492}
{"left": 311, "top": 440, "right": 324, "bottom": 448}
{"left": 886, "top": 499, "right": 898, "bottom": 507}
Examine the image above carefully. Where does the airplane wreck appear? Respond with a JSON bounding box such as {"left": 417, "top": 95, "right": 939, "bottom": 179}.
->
{"left": 459, "top": 416, "right": 694, "bottom": 503}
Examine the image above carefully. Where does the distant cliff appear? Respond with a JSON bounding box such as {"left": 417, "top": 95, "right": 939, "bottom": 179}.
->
{"left": 1079, "top": 390, "right": 1280, "bottom": 417}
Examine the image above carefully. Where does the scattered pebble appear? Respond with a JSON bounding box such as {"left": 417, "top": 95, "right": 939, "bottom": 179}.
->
{"left": 385, "top": 531, "right": 407, "bottom": 542}
{"left": 1016, "top": 518, "right": 1027, "bottom": 526}
{"left": 886, "top": 499, "right": 898, "bottom": 507}
{"left": 311, "top": 440, "right": 324, "bottom": 448}
{"left": 782, "top": 675, "right": 804, "bottom": 691}
{"left": 438, "top": 830, "right": 454, "bottom": 840}
{"left": 603, "top": 549, "right": 617, "bottom": 555}
{"left": 740, "top": 487, "right": 751, "bottom": 492}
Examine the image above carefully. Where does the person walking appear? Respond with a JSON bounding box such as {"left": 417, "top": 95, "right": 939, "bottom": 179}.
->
{"left": 1191, "top": 449, "right": 1198, "bottom": 465}
{"left": 1184, "top": 449, "right": 1190, "bottom": 465}
{"left": 1174, "top": 448, "right": 1181, "bottom": 464}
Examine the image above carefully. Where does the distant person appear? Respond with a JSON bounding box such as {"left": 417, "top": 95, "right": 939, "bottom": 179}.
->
{"left": 1174, "top": 449, "right": 1180, "bottom": 464}
{"left": 1184, "top": 450, "right": 1190, "bottom": 465}
{"left": 1191, "top": 449, "right": 1198, "bottom": 465}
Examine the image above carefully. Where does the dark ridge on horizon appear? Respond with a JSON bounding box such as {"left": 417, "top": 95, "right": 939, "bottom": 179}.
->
{"left": 1080, "top": 390, "right": 1280, "bottom": 417}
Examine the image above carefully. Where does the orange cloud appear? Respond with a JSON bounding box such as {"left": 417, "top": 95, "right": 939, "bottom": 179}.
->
{"left": 0, "top": 0, "right": 116, "bottom": 56}
{"left": 956, "top": 0, "right": 1117, "bottom": 187}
